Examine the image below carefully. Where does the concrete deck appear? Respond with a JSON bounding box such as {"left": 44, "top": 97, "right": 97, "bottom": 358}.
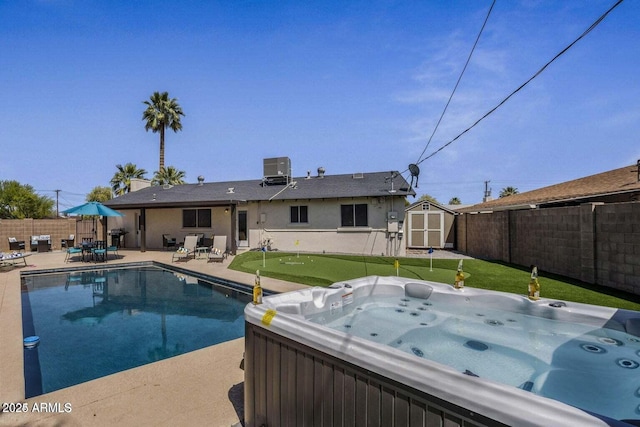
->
{"left": 0, "top": 249, "right": 306, "bottom": 427}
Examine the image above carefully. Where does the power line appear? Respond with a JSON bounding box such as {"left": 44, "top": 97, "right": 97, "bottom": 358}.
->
{"left": 415, "top": 0, "right": 496, "bottom": 165}
{"left": 415, "top": 0, "right": 624, "bottom": 166}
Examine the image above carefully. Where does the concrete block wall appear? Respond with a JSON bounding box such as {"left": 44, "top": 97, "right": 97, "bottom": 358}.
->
{"left": 456, "top": 201, "right": 640, "bottom": 296}
{"left": 460, "top": 211, "right": 508, "bottom": 261}
{"left": 595, "top": 202, "right": 640, "bottom": 295}
{"left": 0, "top": 218, "right": 76, "bottom": 252}
{"left": 509, "top": 206, "right": 581, "bottom": 279}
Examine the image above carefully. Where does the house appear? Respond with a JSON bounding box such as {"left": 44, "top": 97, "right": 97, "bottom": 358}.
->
{"left": 454, "top": 162, "right": 640, "bottom": 293}
{"left": 105, "top": 158, "right": 415, "bottom": 256}
{"left": 404, "top": 199, "right": 457, "bottom": 249}
{"left": 460, "top": 161, "right": 640, "bottom": 213}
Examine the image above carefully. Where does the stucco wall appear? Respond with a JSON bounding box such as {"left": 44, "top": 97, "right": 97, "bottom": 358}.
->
{"left": 247, "top": 197, "right": 406, "bottom": 256}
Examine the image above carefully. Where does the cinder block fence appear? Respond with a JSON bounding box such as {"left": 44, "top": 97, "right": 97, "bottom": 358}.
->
{"left": 457, "top": 201, "right": 640, "bottom": 296}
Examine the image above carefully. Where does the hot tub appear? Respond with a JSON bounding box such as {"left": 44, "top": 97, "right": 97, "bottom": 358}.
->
{"left": 244, "top": 276, "right": 640, "bottom": 427}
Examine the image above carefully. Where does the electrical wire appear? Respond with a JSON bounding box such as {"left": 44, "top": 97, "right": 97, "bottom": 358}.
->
{"left": 415, "top": 0, "right": 496, "bottom": 165}
{"left": 415, "top": 0, "right": 624, "bottom": 167}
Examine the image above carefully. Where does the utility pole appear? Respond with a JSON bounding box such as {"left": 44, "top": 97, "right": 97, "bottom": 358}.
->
{"left": 483, "top": 181, "right": 492, "bottom": 202}
{"left": 55, "top": 189, "right": 61, "bottom": 217}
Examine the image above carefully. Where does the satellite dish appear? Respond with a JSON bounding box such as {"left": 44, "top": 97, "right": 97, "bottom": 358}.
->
{"left": 408, "top": 164, "right": 420, "bottom": 188}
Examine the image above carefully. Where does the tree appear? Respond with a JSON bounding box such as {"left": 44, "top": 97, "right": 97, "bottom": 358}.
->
{"left": 448, "top": 197, "right": 461, "bottom": 205}
{"left": 0, "top": 180, "right": 55, "bottom": 219}
{"left": 152, "top": 166, "right": 186, "bottom": 186}
{"left": 142, "top": 91, "right": 185, "bottom": 171}
{"left": 499, "top": 186, "right": 519, "bottom": 198}
{"left": 110, "top": 163, "right": 148, "bottom": 196}
{"left": 86, "top": 186, "right": 113, "bottom": 203}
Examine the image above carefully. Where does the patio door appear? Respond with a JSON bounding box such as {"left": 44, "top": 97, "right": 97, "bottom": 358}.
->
{"left": 408, "top": 211, "right": 444, "bottom": 248}
{"left": 238, "top": 210, "right": 248, "bottom": 248}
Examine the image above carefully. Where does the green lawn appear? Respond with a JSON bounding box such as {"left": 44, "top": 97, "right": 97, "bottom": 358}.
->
{"left": 229, "top": 251, "right": 640, "bottom": 311}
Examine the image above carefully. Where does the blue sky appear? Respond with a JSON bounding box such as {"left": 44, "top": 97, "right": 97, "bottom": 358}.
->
{"left": 1, "top": 0, "right": 638, "bottom": 210}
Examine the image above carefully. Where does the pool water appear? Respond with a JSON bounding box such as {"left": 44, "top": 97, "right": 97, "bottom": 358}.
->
{"left": 21, "top": 265, "right": 251, "bottom": 397}
{"left": 309, "top": 293, "right": 640, "bottom": 421}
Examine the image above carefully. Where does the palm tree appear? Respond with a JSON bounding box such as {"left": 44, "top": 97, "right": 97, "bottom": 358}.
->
{"left": 448, "top": 197, "right": 461, "bottom": 205}
{"left": 142, "top": 91, "right": 185, "bottom": 171}
{"left": 152, "top": 166, "right": 186, "bottom": 186}
{"left": 111, "top": 163, "right": 148, "bottom": 196}
{"left": 499, "top": 186, "right": 519, "bottom": 198}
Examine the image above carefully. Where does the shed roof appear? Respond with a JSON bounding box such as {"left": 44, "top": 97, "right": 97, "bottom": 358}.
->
{"left": 105, "top": 171, "right": 415, "bottom": 209}
{"left": 460, "top": 163, "right": 640, "bottom": 213}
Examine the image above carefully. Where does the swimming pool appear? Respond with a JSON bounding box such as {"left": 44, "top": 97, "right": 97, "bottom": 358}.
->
{"left": 245, "top": 276, "right": 640, "bottom": 426}
{"left": 21, "top": 262, "right": 254, "bottom": 398}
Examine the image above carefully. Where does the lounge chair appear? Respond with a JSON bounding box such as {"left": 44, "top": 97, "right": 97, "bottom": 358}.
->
{"left": 8, "top": 237, "right": 25, "bottom": 252}
{"left": 172, "top": 235, "right": 198, "bottom": 262}
{"left": 162, "top": 234, "right": 177, "bottom": 251}
{"left": 208, "top": 235, "right": 227, "bottom": 262}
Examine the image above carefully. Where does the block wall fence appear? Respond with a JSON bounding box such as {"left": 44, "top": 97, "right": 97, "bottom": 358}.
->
{"left": 0, "top": 218, "right": 100, "bottom": 252}
{"left": 456, "top": 201, "right": 640, "bottom": 296}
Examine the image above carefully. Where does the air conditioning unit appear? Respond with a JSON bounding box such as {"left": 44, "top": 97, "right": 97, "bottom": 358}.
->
{"left": 263, "top": 157, "right": 291, "bottom": 185}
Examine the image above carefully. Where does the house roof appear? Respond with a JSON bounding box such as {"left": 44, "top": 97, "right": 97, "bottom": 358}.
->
{"left": 105, "top": 171, "right": 415, "bottom": 209}
{"left": 460, "top": 163, "right": 640, "bottom": 213}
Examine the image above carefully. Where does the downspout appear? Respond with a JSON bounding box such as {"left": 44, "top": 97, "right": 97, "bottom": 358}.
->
{"left": 140, "top": 208, "right": 146, "bottom": 252}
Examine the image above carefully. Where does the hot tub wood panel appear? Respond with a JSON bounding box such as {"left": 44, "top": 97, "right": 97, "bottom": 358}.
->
{"left": 244, "top": 322, "right": 499, "bottom": 427}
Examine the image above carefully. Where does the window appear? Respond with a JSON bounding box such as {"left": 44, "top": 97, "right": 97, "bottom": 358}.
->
{"left": 341, "top": 204, "right": 368, "bottom": 227}
{"left": 290, "top": 205, "right": 308, "bottom": 223}
{"left": 182, "top": 209, "right": 212, "bottom": 228}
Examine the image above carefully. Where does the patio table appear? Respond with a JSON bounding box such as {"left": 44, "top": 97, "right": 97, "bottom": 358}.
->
{"left": 196, "top": 247, "right": 210, "bottom": 259}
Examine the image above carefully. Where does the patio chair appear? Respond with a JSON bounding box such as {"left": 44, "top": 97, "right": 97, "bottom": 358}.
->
{"left": 208, "top": 235, "right": 228, "bottom": 262}
{"left": 187, "top": 232, "right": 204, "bottom": 246}
{"left": 61, "top": 234, "right": 75, "bottom": 249}
{"left": 106, "top": 243, "right": 119, "bottom": 259}
{"left": 91, "top": 240, "right": 107, "bottom": 263}
{"left": 162, "top": 234, "right": 177, "bottom": 251}
{"left": 30, "top": 236, "right": 39, "bottom": 252}
{"left": 64, "top": 245, "right": 82, "bottom": 263}
{"left": 172, "top": 235, "right": 198, "bottom": 262}
{"left": 8, "top": 237, "right": 25, "bottom": 252}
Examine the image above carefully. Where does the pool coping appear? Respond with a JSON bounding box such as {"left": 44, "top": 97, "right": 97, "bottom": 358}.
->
{"left": 0, "top": 249, "right": 305, "bottom": 427}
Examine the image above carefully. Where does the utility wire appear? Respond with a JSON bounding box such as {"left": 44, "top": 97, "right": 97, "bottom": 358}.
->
{"left": 415, "top": 0, "right": 496, "bottom": 165}
{"left": 415, "top": 0, "right": 624, "bottom": 166}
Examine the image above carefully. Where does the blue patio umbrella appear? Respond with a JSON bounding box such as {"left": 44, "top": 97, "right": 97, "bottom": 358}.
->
{"left": 62, "top": 201, "right": 124, "bottom": 217}
{"left": 62, "top": 202, "right": 124, "bottom": 243}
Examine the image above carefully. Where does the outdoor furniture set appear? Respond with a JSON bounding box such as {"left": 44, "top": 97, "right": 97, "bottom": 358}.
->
{"left": 170, "top": 234, "right": 228, "bottom": 262}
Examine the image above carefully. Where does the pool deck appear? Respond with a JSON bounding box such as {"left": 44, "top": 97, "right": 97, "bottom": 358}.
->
{"left": 0, "top": 249, "right": 306, "bottom": 427}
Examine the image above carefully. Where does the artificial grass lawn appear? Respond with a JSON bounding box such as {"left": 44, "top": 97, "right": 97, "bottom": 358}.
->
{"left": 229, "top": 251, "right": 640, "bottom": 311}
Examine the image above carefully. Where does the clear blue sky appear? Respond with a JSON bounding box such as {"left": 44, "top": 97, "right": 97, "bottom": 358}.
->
{"left": 1, "top": 0, "right": 638, "bottom": 210}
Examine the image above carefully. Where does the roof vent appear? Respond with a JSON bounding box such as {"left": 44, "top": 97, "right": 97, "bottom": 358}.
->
{"left": 353, "top": 172, "right": 364, "bottom": 179}
{"left": 162, "top": 184, "right": 173, "bottom": 189}
{"left": 197, "top": 176, "right": 205, "bottom": 186}
{"left": 227, "top": 187, "right": 235, "bottom": 194}
{"left": 317, "top": 166, "right": 325, "bottom": 178}
{"left": 306, "top": 170, "right": 311, "bottom": 179}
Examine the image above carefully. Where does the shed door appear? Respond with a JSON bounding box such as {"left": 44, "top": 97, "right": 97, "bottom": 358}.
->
{"left": 408, "top": 211, "right": 444, "bottom": 248}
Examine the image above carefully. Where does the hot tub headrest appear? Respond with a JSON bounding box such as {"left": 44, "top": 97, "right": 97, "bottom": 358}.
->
{"left": 405, "top": 282, "right": 433, "bottom": 299}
